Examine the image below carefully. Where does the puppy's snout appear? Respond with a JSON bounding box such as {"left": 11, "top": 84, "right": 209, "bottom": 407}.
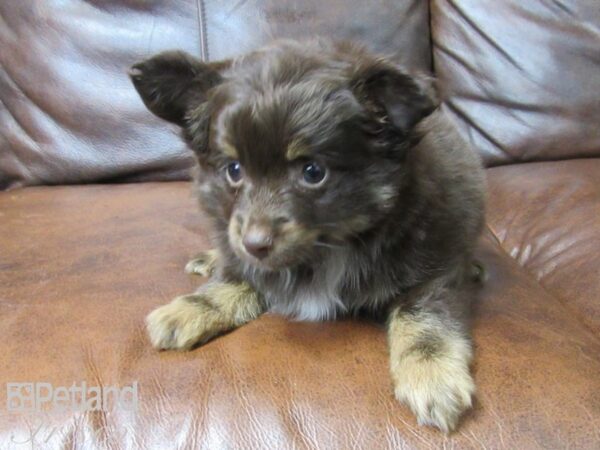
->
{"left": 242, "top": 223, "right": 274, "bottom": 260}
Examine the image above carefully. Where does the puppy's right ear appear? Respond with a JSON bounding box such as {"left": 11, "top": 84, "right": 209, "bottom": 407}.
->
{"left": 129, "top": 51, "right": 229, "bottom": 126}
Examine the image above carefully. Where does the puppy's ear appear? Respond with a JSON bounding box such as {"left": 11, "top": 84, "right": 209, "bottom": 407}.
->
{"left": 352, "top": 61, "right": 438, "bottom": 135}
{"left": 129, "top": 51, "right": 230, "bottom": 126}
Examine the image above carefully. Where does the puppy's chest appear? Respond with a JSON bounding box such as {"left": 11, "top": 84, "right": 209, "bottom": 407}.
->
{"left": 252, "top": 249, "right": 397, "bottom": 321}
{"left": 266, "top": 256, "right": 347, "bottom": 321}
{"left": 264, "top": 270, "right": 348, "bottom": 321}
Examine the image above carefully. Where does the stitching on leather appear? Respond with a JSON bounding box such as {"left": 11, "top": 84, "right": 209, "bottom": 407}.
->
{"left": 196, "top": 0, "right": 209, "bottom": 61}
{"left": 485, "top": 223, "right": 599, "bottom": 340}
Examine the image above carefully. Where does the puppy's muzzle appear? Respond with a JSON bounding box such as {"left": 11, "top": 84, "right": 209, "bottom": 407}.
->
{"left": 242, "top": 221, "right": 274, "bottom": 260}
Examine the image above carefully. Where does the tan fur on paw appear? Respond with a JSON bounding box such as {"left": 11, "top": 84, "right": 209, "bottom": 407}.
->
{"left": 146, "top": 282, "right": 263, "bottom": 351}
{"left": 185, "top": 249, "right": 219, "bottom": 277}
{"left": 392, "top": 356, "right": 474, "bottom": 433}
{"left": 389, "top": 311, "right": 475, "bottom": 433}
{"left": 146, "top": 295, "right": 222, "bottom": 350}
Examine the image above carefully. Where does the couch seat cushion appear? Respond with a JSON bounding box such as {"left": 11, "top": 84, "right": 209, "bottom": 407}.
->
{"left": 487, "top": 159, "right": 600, "bottom": 336}
{"left": 1, "top": 181, "right": 598, "bottom": 448}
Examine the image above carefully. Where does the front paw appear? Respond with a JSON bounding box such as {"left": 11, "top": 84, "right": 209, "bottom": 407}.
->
{"left": 146, "top": 295, "right": 220, "bottom": 351}
{"left": 392, "top": 359, "right": 475, "bottom": 433}
{"left": 185, "top": 249, "right": 218, "bottom": 277}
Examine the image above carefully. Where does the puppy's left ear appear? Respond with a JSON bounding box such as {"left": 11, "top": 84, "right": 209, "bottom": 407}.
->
{"left": 352, "top": 61, "right": 438, "bottom": 135}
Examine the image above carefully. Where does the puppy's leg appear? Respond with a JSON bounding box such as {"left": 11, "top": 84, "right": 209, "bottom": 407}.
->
{"left": 146, "top": 281, "right": 263, "bottom": 350}
{"left": 388, "top": 275, "right": 475, "bottom": 433}
{"left": 184, "top": 249, "right": 219, "bottom": 277}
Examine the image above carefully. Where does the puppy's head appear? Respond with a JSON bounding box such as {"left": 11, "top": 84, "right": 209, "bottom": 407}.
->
{"left": 130, "top": 41, "right": 437, "bottom": 271}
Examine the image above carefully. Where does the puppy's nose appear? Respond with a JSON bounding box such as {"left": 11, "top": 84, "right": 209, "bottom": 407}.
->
{"left": 242, "top": 224, "right": 273, "bottom": 260}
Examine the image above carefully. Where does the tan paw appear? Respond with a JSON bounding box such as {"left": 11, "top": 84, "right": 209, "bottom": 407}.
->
{"left": 184, "top": 249, "right": 218, "bottom": 277}
{"left": 393, "top": 358, "right": 475, "bottom": 433}
{"left": 146, "top": 295, "right": 222, "bottom": 351}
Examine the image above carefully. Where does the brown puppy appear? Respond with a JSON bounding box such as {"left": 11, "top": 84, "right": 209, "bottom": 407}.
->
{"left": 130, "top": 39, "right": 486, "bottom": 433}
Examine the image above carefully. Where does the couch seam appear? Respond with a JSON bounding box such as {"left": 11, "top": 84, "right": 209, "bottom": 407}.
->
{"left": 195, "top": 0, "right": 209, "bottom": 61}
{"left": 485, "top": 222, "right": 599, "bottom": 340}
{"left": 427, "top": 0, "right": 434, "bottom": 73}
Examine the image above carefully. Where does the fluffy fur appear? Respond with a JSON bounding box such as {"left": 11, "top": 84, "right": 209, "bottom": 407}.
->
{"left": 130, "top": 39, "right": 486, "bottom": 432}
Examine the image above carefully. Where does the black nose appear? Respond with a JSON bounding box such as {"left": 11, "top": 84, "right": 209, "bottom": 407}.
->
{"left": 242, "top": 225, "right": 273, "bottom": 260}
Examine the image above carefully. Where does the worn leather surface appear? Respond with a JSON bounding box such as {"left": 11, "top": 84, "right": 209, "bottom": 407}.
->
{"left": 486, "top": 158, "right": 600, "bottom": 337}
{"left": 0, "top": 0, "right": 430, "bottom": 189}
{"left": 1, "top": 182, "right": 599, "bottom": 449}
{"left": 431, "top": 0, "right": 600, "bottom": 166}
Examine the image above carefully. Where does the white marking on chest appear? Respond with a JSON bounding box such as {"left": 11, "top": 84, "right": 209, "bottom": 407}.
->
{"left": 267, "top": 250, "right": 349, "bottom": 321}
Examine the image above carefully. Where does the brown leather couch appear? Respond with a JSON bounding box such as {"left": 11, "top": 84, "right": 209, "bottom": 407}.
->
{"left": 1, "top": 1, "right": 599, "bottom": 448}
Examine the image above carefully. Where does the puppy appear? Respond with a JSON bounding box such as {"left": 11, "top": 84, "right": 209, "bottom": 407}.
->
{"left": 130, "top": 39, "right": 486, "bottom": 433}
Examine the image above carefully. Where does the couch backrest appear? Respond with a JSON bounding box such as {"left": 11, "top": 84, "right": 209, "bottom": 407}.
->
{"left": 0, "top": 0, "right": 202, "bottom": 190}
{"left": 431, "top": 0, "right": 600, "bottom": 166}
{"left": 1, "top": 1, "right": 598, "bottom": 189}
{"left": 0, "top": 0, "right": 430, "bottom": 189}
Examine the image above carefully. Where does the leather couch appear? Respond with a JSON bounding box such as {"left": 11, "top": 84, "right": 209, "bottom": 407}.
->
{"left": 1, "top": 1, "right": 599, "bottom": 448}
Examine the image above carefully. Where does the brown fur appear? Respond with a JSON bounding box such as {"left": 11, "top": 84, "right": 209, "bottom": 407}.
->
{"left": 130, "top": 39, "right": 486, "bottom": 432}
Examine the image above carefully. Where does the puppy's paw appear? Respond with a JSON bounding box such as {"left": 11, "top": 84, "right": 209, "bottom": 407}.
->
{"left": 146, "top": 295, "right": 221, "bottom": 351}
{"left": 392, "top": 358, "right": 474, "bottom": 433}
{"left": 185, "top": 249, "right": 218, "bottom": 277}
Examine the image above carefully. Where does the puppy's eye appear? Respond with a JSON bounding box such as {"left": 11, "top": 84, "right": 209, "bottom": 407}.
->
{"left": 226, "top": 161, "right": 243, "bottom": 186}
{"left": 301, "top": 161, "right": 327, "bottom": 186}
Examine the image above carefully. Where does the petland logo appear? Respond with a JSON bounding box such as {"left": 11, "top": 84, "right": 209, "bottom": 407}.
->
{"left": 6, "top": 381, "right": 138, "bottom": 413}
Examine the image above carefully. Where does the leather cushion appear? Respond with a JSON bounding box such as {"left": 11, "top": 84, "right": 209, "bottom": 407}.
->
{"left": 0, "top": 0, "right": 200, "bottom": 190}
{"left": 486, "top": 158, "right": 600, "bottom": 336}
{"left": 0, "top": 0, "right": 431, "bottom": 189}
{"left": 431, "top": 0, "right": 600, "bottom": 165}
{"left": 203, "top": 0, "right": 431, "bottom": 71}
